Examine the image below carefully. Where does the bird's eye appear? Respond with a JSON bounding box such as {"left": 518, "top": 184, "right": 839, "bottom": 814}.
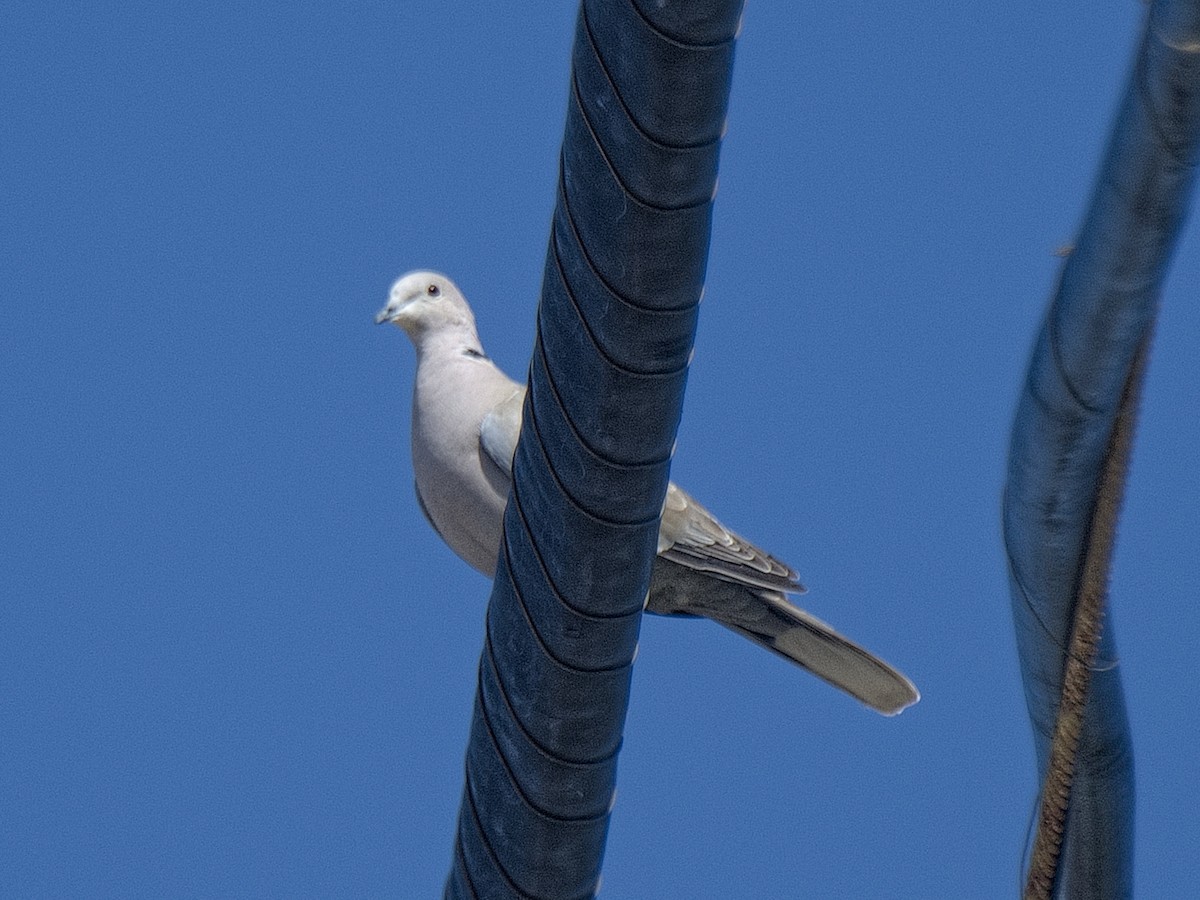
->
{"left": 426, "top": 284, "right": 441, "bottom": 297}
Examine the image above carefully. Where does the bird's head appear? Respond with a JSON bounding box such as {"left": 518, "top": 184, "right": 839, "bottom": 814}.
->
{"left": 375, "top": 271, "right": 476, "bottom": 341}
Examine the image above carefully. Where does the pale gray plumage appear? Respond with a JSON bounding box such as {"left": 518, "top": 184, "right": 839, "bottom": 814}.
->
{"left": 377, "top": 270, "right": 919, "bottom": 715}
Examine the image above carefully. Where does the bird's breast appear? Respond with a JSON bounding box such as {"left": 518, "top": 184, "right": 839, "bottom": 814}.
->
{"left": 410, "top": 365, "right": 511, "bottom": 577}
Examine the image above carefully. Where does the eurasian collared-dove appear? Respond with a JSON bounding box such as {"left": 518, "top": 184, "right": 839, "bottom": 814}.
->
{"left": 377, "top": 270, "right": 919, "bottom": 715}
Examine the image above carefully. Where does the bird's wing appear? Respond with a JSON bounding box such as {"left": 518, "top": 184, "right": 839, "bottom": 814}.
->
{"left": 658, "top": 483, "right": 805, "bottom": 594}
{"left": 475, "top": 393, "right": 796, "bottom": 600}
{"left": 477, "top": 382, "right": 801, "bottom": 596}
{"left": 479, "top": 386, "right": 526, "bottom": 480}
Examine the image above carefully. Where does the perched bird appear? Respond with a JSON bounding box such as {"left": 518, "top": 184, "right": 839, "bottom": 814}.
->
{"left": 377, "top": 270, "right": 919, "bottom": 715}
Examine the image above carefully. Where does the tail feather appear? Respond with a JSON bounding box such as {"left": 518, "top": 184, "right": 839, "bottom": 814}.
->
{"left": 648, "top": 558, "right": 919, "bottom": 715}
{"left": 723, "top": 595, "right": 920, "bottom": 715}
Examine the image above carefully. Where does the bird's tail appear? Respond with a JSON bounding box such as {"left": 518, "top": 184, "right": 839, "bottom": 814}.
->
{"left": 721, "top": 596, "right": 920, "bottom": 715}
{"left": 648, "top": 559, "right": 919, "bottom": 715}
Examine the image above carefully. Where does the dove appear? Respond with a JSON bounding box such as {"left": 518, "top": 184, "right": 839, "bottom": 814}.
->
{"left": 377, "top": 270, "right": 919, "bottom": 715}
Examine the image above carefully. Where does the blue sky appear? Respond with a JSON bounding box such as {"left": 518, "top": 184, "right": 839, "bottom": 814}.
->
{"left": 5, "top": 3, "right": 1199, "bottom": 897}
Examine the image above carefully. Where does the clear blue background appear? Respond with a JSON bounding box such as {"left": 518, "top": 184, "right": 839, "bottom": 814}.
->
{"left": 4, "top": 3, "right": 1198, "bottom": 897}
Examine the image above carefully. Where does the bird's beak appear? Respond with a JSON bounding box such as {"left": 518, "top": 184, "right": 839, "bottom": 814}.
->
{"left": 375, "top": 305, "right": 396, "bottom": 325}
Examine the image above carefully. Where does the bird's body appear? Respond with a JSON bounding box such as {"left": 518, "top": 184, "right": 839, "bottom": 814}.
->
{"left": 378, "top": 271, "right": 918, "bottom": 715}
{"left": 409, "top": 333, "right": 515, "bottom": 574}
